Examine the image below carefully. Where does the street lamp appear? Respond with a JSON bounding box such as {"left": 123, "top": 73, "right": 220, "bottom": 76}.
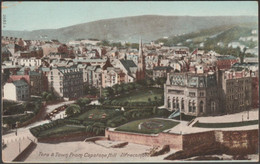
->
{"left": 247, "top": 101, "right": 249, "bottom": 120}
{"left": 15, "top": 121, "right": 19, "bottom": 136}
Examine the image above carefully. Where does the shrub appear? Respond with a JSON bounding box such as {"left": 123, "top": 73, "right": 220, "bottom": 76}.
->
{"left": 65, "top": 104, "right": 81, "bottom": 117}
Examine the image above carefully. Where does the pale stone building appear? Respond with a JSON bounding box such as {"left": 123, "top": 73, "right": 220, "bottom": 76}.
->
{"left": 164, "top": 72, "right": 219, "bottom": 116}
{"left": 48, "top": 66, "right": 83, "bottom": 99}
{"left": 3, "top": 79, "right": 29, "bottom": 101}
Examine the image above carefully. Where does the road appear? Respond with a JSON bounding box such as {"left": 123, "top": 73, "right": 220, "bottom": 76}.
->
{"left": 2, "top": 100, "right": 75, "bottom": 143}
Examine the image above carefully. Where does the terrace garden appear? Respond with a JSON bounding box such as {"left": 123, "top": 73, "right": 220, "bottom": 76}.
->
{"left": 115, "top": 118, "right": 179, "bottom": 134}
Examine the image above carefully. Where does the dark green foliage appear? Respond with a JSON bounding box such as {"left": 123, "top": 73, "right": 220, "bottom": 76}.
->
{"left": 193, "top": 120, "right": 258, "bottom": 128}
{"left": 76, "top": 98, "right": 91, "bottom": 108}
{"left": 84, "top": 85, "right": 98, "bottom": 96}
{"left": 65, "top": 104, "right": 81, "bottom": 117}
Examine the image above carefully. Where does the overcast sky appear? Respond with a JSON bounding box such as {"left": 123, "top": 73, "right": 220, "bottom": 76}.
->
{"left": 2, "top": 1, "right": 258, "bottom": 31}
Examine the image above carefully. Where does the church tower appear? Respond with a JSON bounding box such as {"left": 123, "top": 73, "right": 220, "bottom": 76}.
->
{"left": 137, "top": 38, "right": 145, "bottom": 80}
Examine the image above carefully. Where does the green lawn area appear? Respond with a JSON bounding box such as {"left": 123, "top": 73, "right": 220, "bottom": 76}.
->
{"left": 76, "top": 109, "right": 118, "bottom": 121}
{"left": 112, "top": 88, "right": 163, "bottom": 103}
{"left": 193, "top": 120, "right": 258, "bottom": 128}
{"left": 115, "top": 118, "right": 179, "bottom": 134}
{"left": 38, "top": 125, "right": 85, "bottom": 138}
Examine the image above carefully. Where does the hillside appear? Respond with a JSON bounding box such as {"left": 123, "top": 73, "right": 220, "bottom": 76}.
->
{"left": 156, "top": 22, "right": 258, "bottom": 54}
{"left": 2, "top": 15, "right": 257, "bottom": 43}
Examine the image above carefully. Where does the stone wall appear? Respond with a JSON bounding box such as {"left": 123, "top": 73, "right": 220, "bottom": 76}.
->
{"left": 105, "top": 129, "right": 258, "bottom": 154}
{"left": 182, "top": 131, "right": 216, "bottom": 151}
{"left": 105, "top": 130, "right": 183, "bottom": 150}
{"left": 220, "top": 129, "right": 258, "bottom": 154}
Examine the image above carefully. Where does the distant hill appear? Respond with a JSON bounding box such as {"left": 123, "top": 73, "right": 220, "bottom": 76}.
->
{"left": 155, "top": 23, "right": 258, "bottom": 56}
{"left": 2, "top": 15, "right": 258, "bottom": 43}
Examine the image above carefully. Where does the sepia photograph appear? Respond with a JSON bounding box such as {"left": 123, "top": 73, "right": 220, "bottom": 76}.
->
{"left": 1, "top": 1, "right": 259, "bottom": 163}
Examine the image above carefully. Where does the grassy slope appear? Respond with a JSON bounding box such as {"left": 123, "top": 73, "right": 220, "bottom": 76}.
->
{"left": 193, "top": 120, "right": 258, "bottom": 128}
{"left": 76, "top": 108, "right": 117, "bottom": 120}
{"left": 111, "top": 88, "right": 163, "bottom": 103}
{"left": 115, "top": 118, "right": 179, "bottom": 134}
{"left": 38, "top": 125, "right": 85, "bottom": 138}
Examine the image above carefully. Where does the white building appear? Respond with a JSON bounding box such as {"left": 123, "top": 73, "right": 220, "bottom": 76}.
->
{"left": 3, "top": 79, "right": 29, "bottom": 101}
{"left": 16, "top": 58, "right": 42, "bottom": 67}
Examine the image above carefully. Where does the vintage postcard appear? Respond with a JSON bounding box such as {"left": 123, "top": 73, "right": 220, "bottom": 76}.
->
{"left": 1, "top": 1, "right": 259, "bottom": 163}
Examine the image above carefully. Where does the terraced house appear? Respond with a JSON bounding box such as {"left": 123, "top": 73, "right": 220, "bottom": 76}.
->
{"left": 48, "top": 66, "right": 83, "bottom": 99}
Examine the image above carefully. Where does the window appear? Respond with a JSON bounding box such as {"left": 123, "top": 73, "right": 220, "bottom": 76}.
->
{"left": 200, "top": 92, "right": 204, "bottom": 97}
{"left": 181, "top": 99, "right": 184, "bottom": 111}
{"left": 51, "top": 76, "right": 53, "bottom": 80}
{"left": 168, "top": 97, "right": 171, "bottom": 108}
{"left": 189, "top": 100, "right": 192, "bottom": 112}
{"left": 199, "top": 101, "right": 204, "bottom": 113}
{"left": 189, "top": 92, "right": 196, "bottom": 97}
{"left": 172, "top": 98, "right": 175, "bottom": 109}
{"left": 176, "top": 98, "right": 179, "bottom": 109}
{"left": 211, "top": 101, "right": 216, "bottom": 112}
{"left": 60, "top": 88, "right": 63, "bottom": 93}
{"left": 192, "top": 101, "right": 196, "bottom": 112}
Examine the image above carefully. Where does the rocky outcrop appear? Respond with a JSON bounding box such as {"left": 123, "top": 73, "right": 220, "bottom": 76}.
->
{"left": 164, "top": 142, "right": 227, "bottom": 160}
{"left": 150, "top": 145, "right": 170, "bottom": 157}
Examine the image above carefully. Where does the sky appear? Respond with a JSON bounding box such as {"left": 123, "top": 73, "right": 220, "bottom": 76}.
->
{"left": 1, "top": 1, "right": 258, "bottom": 31}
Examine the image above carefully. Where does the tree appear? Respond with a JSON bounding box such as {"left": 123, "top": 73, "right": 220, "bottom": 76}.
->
{"left": 117, "top": 86, "right": 123, "bottom": 94}
{"left": 239, "top": 47, "right": 247, "bottom": 64}
{"left": 46, "top": 94, "right": 53, "bottom": 101}
{"left": 146, "top": 79, "right": 154, "bottom": 87}
{"left": 65, "top": 104, "right": 81, "bottom": 117}
{"left": 76, "top": 98, "right": 91, "bottom": 108}
{"left": 152, "top": 106, "right": 158, "bottom": 114}
{"left": 159, "top": 77, "right": 167, "bottom": 87}
{"left": 98, "top": 40, "right": 110, "bottom": 46}
{"left": 128, "top": 83, "right": 134, "bottom": 90}
{"left": 123, "top": 84, "right": 129, "bottom": 91}
{"left": 155, "top": 78, "right": 161, "bottom": 86}
{"left": 112, "top": 84, "right": 119, "bottom": 95}
{"left": 42, "top": 92, "right": 49, "bottom": 99}
{"left": 102, "top": 87, "right": 113, "bottom": 98}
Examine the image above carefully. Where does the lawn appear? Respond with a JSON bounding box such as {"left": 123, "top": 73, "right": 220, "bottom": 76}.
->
{"left": 38, "top": 125, "right": 85, "bottom": 138}
{"left": 193, "top": 120, "right": 258, "bottom": 128}
{"left": 115, "top": 118, "right": 179, "bottom": 134}
{"left": 76, "top": 108, "right": 118, "bottom": 121}
{"left": 112, "top": 88, "right": 163, "bottom": 103}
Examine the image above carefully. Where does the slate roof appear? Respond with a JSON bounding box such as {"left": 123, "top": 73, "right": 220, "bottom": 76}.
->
{"left": 56, "top": 66, "right": 82, "bottom": 75}
{"left": 119, "top": 59, "right": 137, "bottom": 73}
{"left": 153, "top": 66, "right": 173, "bottom": 71}
{"left": 13, "top": 79, "right": 28, "bottom": 87}
{"left": 39, "top": 67, "right": 50, "bottom": 72}
{"left": 1, "top": 46, "right": 12, "bottom": 55}
{"left": 73, "top": 58, "right": 106, "bottom": 63}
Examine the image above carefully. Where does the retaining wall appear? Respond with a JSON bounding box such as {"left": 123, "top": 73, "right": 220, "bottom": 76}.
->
{"left": 105, "top": 129, "right": 258, "bottom": 154}
{"left": 38, "top": 132, "right": 95, "bottom": 143}
{"left": 13, "top": 141, "right": 37, "bottom": 162}
{"left": 105, "top": 130, "right": 183, "bottom": 150}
